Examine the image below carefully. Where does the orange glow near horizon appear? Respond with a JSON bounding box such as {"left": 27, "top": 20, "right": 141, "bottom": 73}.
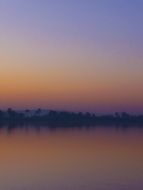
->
{"left": 1, "top": 0, "right": 143, "bottom": 113}
{"left": 0, "top": 58, "right": 143, "bottom": 112}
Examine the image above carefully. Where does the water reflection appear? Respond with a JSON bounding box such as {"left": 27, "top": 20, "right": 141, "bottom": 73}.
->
{"left": 0, "top": 122, "right": 143, "bottom": 135}
{"left": 0, "top": 125, "right": 142, "bottom": 190}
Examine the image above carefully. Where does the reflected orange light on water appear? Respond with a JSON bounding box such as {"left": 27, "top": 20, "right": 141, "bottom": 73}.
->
{"left": 0, "top": 127, "right": 142, "bottom": 190}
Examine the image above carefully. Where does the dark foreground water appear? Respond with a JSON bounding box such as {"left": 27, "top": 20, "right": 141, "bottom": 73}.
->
{"left": 0, "top": 125, "right": 143, "bottom": 190}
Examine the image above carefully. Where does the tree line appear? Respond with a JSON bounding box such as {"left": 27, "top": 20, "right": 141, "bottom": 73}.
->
{"left": 0, "top": 108, "right": 143, "bottom": 126}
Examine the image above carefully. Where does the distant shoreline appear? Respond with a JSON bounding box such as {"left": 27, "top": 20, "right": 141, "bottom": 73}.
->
{"left": 0, "top": 109, "right": 143, "bottom": 127}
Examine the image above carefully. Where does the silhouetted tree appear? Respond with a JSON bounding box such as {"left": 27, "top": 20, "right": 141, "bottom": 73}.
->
{"left": 0, "top": 110, "right": 4, "bottom": 120}
{"left": 7, "top": 108, "right": 16, "bottom": 119}
{"left": 35, "top": 108, "right": 42, "bottom": 115}
{"left": 115, "top": 112, "right": 120, "bottom": 117}
{"left": 25, "top": 109, "right": 30, "bottom": 113}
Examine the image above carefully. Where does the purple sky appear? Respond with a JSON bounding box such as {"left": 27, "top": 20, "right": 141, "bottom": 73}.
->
{"left": 0, "top": 0, "right": 143, "bottom": 113}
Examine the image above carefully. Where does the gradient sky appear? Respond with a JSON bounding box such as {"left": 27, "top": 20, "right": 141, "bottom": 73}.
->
{"left": 0, "top": 0, "right": 143, "bottom": 113}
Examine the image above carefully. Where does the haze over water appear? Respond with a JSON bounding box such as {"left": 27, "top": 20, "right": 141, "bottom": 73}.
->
{"left": 0, "top": 125, "right": 143, "bottom": 190}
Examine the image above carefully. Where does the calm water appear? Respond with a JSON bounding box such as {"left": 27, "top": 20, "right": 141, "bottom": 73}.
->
{"left": 0, "top": 125, "right": 143, "bottom": 190}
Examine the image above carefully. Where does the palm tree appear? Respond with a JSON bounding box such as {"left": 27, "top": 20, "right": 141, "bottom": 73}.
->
{"left": 0, "top": 110, "right": 4, "bottom": 120}
{"left": 25, "top": 109, "right": 31, "bottom": 118}
{"left": 7, "top": 108, "right": 16, "bottom": 119}
{"left": 35, "top": 108, "right": 42, "bottom": 116}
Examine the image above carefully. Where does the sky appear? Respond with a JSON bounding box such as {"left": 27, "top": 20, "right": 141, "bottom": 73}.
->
{"left": 0, "top": 0, "right": 143, "bottom": 113}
